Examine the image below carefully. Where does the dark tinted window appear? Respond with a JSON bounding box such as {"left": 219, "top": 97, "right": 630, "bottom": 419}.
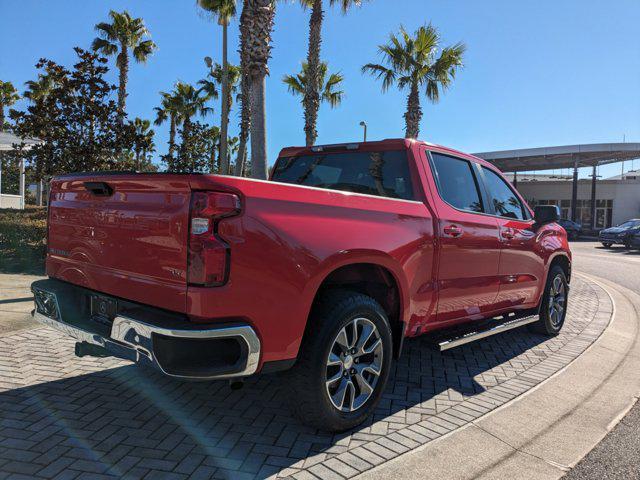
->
{"left": 482, "top": 167, "right": 526, "bottom": 220}
{"left": 271, "top": 150, "right": 414, "bottom": 200}
{"left": 618, "top": 220, "right": 640, "bottom": 228}
{"left": 430, "top": 153, "right": 483, "bottom": 213}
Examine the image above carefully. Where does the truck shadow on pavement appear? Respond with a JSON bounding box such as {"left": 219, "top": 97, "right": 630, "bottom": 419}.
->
{"left": 0, "top": 327, "right": 555, "bottom": 479}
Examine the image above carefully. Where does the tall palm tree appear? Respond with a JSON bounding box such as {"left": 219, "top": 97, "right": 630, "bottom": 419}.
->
{"left": 283, "top": 61, "right": 344, "bottom": 128}
{"left": 154, "top": 91, "right": 182, "bottom": 159}
{"left": 242, "top": 0, "right": 276, "bottom": 179}
{"left": 92, "top": 10, "right": 157, "bottom": 121}
{"left": 0, "top": 81, "right": 19, "bottom": 131}
{"left": 197, "top": 0, "right": 237, "bottom": 176}
{"left": 200, "top": 58, "right": 241, "bottom": 174}
{"left": 362, "top": 24, "right": 465, "bottom": 139}
{"left": 299, "top": 0, "right": 364, "bottom": 146}
{"left": 234, "top": 0, "right": 251, "bottom": 177}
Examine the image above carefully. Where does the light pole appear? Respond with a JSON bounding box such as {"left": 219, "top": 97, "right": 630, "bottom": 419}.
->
{"left": 359, "top": 121, "right": 367, "bottom": 142}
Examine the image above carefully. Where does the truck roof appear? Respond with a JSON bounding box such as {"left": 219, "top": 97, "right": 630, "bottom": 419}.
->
{"left": 278, "top": 138, "right": 492, "bottom": 168}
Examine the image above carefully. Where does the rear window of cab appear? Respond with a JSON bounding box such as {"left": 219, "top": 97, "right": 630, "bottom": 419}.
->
{"left": 271, "top": 150, "right": 414, "bottom": 200}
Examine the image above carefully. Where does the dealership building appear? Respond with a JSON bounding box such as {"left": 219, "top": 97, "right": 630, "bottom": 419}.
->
{"left": 475, "top": 143, "right": 640, "bottom": 231}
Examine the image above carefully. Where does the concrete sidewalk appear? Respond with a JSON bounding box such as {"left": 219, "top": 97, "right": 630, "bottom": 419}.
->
{"left": 0, "top": 273, "right": 42, "bottom": 335}
{"left": 358, "top": 273, "right": 640, "bottom": 480}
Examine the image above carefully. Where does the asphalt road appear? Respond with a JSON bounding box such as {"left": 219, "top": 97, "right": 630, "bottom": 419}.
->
{"left": 565, "top": 241, "right": 640, "bottom": 480}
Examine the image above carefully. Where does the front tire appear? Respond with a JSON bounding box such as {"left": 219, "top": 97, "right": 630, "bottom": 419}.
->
{"left": 530, "top": 265, "right": 568, "bottom": 336}
{"left": 602, "top": 242, "right": 612, "bottom": 248}
{"left": 287, "top": 290, "right": 393, "bottom": 432}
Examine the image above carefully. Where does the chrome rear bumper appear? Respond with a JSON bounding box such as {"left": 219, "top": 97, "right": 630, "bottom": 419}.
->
{"left": 31, "top": 285, "right": 260, "bottom": 381}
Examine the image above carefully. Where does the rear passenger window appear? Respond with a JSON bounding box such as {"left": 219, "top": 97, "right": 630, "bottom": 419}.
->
{"left": 430, "top": 153, "right": 483, "bottom": 213}
{"left": 481, "top": 167, "right": 527, "bottom": 220}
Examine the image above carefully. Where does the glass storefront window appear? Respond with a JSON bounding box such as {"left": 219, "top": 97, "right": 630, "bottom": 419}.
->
{"left": 529, "top": 198, "right": 613, "bottom": 228}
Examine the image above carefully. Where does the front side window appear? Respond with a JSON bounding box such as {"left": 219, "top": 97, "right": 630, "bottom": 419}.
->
{"left": 481, "top": 167, "right": 527, "bottom": 220}
{"left": 429, "top": 153, "right": 484, "bottom": 213}
{"left": 271, "top": 150, "right": 414, "bottom": 200}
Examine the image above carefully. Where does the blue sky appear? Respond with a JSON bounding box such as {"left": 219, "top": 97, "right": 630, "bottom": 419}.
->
{"left": 2, "top": 0, "right": 639, "bottom": 178}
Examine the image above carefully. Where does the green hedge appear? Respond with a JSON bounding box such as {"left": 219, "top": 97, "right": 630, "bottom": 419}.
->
{"left": 0, "top": 207, "right": 47, "bottom": 274}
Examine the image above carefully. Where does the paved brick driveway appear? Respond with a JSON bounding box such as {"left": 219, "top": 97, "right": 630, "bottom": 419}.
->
{"left": 0, "top": 276, "right": 611, "bottom": 480}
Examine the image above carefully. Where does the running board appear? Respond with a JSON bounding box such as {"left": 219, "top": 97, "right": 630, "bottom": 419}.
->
{"left": 438, "top": 314, "right": 539, "bottom": 351}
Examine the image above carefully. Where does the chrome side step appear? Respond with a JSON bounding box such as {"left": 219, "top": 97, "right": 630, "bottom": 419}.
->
{"left": 438, "top": 314, "right": 539, "bottom": 351}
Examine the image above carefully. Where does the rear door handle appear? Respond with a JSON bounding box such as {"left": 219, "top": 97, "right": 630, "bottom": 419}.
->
{"left": 501, "top": 229, "right": 515, "bottom": 240}
{"left": 443, "top": 225, "right": 463, "bottom": 237}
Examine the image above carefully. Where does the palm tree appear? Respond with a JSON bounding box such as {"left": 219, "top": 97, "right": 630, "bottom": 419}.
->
{"left": 23, "top": 75, "right": 55, "bottom": 103}
{"left": 172, "top": 82, "right": 212, "bottom": 155}
{"left": 197, "top": 0, "right": 237, "bottom": 176}
{"left": 154, "top": 91, "right": 182, "bottom": 159}
{"left": 200, "top": 58, "right": 241, "bottom": 174}
{"left": 92, "top": 10, "right": 157, "bottom": 121}
{"left": 0, "top": 81, "right": 19, "bottom": 131}
{"left": 362, "top": 24, "right": 465, "bottom": 139}
{"left": 234, "top": 0, "right": 251, "bottom": 177}
{"left": 132, "top": 117, "right": 155, "bottom": 170}
{"left": 299, "top": 0, "right": 364, "bottom": 146}
{"left": 241, "top": 0, "right": 276, "bottom": 179}
{"left": 206, "top": 125, "right": 221, "bottom": 172}
{"left": 283, "top": 62, "right": 344, "bottom": 130}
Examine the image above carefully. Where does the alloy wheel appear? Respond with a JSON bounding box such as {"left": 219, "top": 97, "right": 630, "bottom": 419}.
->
{"left": 548, "top": 275, "right": 566, "bottom": 328}
{"left": 325, "top": 317, "right": 384, "bottom": 412}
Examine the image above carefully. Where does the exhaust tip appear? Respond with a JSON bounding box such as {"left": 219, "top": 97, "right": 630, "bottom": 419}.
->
{"left": 229, "top": 379, "right": 244, "bottom": 390}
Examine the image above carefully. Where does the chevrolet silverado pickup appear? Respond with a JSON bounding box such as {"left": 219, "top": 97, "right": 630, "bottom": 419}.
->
{"left": 31, "top": 139, "right": 571, "bottom": 431}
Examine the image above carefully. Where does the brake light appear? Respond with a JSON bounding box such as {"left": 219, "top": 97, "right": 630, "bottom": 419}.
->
{"left": 188, "top": 191, "right": 241, "bottom": 286}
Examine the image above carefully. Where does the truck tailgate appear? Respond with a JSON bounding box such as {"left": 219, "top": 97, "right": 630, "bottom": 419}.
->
{"left": 47, "top": 174, "right": 192, "bottom": 313}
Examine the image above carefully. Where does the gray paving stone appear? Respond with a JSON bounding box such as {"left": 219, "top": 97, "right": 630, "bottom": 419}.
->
{"left": 0, "top": 278, "right": 611, "bottom": 480}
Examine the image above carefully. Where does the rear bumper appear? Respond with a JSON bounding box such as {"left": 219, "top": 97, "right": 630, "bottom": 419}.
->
{"left": 31, "top": 280, "right": 260, "bottom": 380}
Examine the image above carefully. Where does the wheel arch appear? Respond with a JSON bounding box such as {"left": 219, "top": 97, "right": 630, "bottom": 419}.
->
{"left": 548, "top": 253, "right": 571, "bottom": 284}
{"left": 302, "top": 255, "right": 409, "bottom": 359}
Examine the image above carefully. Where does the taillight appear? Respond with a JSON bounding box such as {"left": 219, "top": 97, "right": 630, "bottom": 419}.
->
{"left": 188, "top": 191, "right": 241, "bottom": 286}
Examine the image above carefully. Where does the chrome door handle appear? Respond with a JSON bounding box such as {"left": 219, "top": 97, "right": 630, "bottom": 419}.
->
{"left": 501, "top": 229, "right": 515, "bottom": 240}
{"left": 444, "top": 225, "right": 463, "bottom": 237}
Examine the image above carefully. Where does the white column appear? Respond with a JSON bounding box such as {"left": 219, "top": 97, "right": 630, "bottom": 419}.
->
{"left": 19, "top": 158, "right": 25, "bottom": 209}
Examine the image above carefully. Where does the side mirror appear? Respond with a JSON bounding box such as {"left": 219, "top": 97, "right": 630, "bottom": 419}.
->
{"left": 534, "top": 205, "right": 560, "bottom": 226}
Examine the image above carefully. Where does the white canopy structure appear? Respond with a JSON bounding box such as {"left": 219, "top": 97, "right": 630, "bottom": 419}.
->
{"left": 0, "top": 132, "right": 42, "bottom": 209}
{"left": 473, "top": 143, "right": 640, "bottom": 228}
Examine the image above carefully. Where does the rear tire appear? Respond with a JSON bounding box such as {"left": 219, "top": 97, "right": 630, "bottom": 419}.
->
{"left": 530, "top": 265, "right": 568, "bottom": 336}
{"left": 287, "top": 290, "right": 393, "bottom": 432}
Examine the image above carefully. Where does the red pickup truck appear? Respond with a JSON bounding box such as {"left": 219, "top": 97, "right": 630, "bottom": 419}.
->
{"left": 32, "top": 139, "right": 571, "bottom": 431}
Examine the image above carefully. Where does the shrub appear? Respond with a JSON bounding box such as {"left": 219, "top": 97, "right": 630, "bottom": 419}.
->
{"left": 0, "top": 206, "right": 47, "bottom": 274}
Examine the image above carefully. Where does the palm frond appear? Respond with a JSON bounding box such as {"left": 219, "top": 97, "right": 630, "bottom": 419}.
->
{"left": 153, "top": 106, "right": 168, "bottom": 125}
{"left": 362, "top": 63, "right": 396, "bottom": 91}
{"left": 283, "top": 74, "right": 304, "bottom": 96}
{"left": 197, "top": 0, "right": 237, "bottom": 24}
{"left": 329, "top": 0, "right": 364, "bottom": 14}
{"left": 197, "top": 78, "right": 220, "bottom": 100}
{"left": 133, "top": 39, "right": 157, "bottom": 63}
{"left": 91, "top": 37, "right": 118, "bottom": 56}
{"left": 322, "top": 75, "right": 344, "bottom": 108}
{"left": 94, "top": 22, "right": 117, "bottom": 41}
